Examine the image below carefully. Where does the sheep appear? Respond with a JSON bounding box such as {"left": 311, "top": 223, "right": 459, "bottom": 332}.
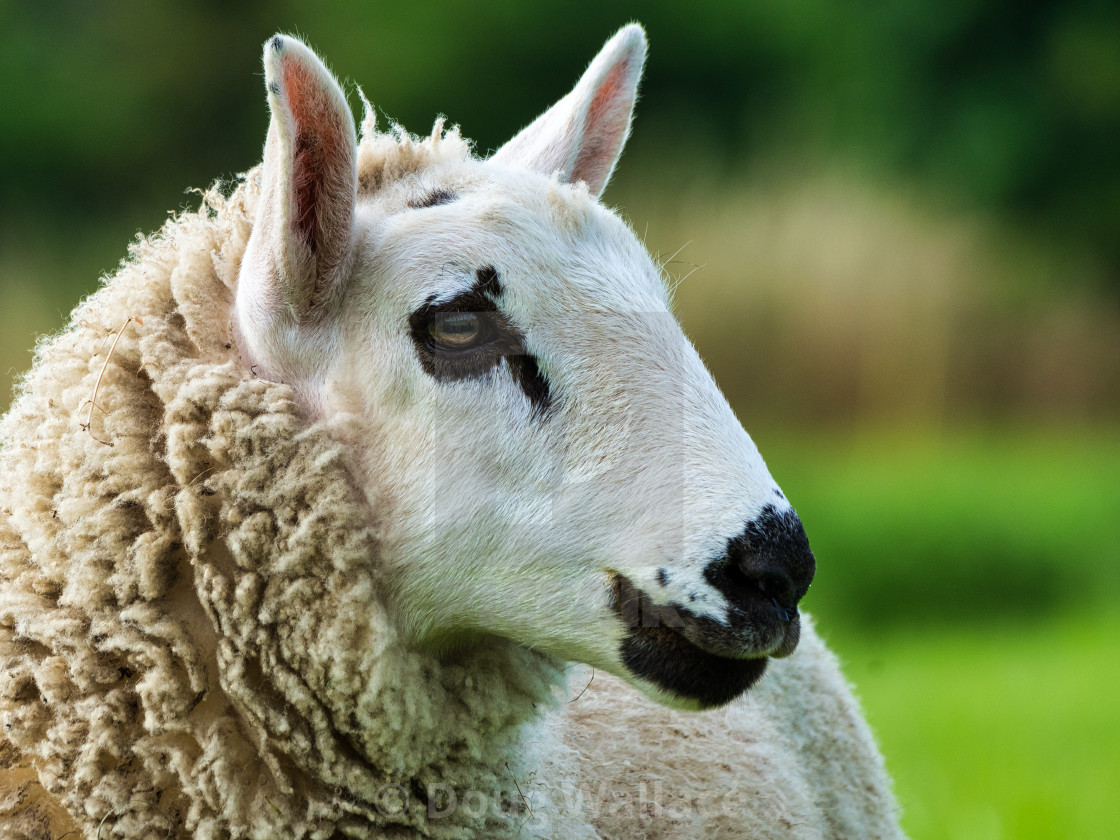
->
{"left": 0, "top": 25, "right": 904, "bottom": 840}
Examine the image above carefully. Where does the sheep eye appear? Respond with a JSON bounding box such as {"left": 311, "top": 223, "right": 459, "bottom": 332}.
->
{"left": 429, "top": 311, "right": 484, "bottom": 350}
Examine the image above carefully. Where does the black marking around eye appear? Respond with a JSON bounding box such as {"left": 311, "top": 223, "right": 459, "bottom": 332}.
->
{"left": 409, "top": 266, "right": 553, "bottom": 418}
{"left": 509, "top": 355, "right": 552, "bottom": 416}
{"left": 408, "top": 187, "right": 458, "bottom": 209}
{"left": 475, "top": 265, "right": 502, "bottom": 297}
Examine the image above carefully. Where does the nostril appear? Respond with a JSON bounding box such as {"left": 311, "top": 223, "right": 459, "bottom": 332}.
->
{"left": 718, "top": 560, "right": 797, "bottom": 611}
{"left": 745, "top": 569, "right": 797, "bottom": 610}
{"left": 708, "top": 505, "right": 816, "bottom": 612}
{"left": 770, "top": 597, "right": 794, "bottom": 623}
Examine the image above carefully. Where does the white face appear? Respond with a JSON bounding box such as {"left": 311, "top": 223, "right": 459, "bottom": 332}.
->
{"left": 236, "top": 30, "right": 815, "bottom": 710}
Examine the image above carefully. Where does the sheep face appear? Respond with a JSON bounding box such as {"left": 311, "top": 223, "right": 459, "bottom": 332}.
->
{"left": 235, "top": 29, "right": 815, "bottom": 711}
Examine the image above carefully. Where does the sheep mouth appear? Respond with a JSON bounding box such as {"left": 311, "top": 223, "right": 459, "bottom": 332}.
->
{"left": 609, "top": 574, "right": 796, "bottom": 709}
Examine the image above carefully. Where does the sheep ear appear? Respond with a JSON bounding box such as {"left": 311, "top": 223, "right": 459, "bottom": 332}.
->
{"left": 491, "top": 24, "right": 646, "bottom": 196}
{"left": 239, "top": 35, "right": 356, "bottom": 339}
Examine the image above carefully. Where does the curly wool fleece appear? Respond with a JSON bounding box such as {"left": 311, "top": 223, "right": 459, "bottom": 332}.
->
{"left": 0, "top": 152, "right": 564, "bottom": 838}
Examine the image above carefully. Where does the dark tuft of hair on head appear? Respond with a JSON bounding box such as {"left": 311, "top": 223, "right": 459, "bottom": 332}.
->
{"left": 408, "top": 187, "right": 458, "bottom": 210}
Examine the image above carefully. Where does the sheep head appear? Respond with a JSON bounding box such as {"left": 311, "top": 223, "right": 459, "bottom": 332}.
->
{"left": 235, "top": 28, "right": 815, "bottom": 711}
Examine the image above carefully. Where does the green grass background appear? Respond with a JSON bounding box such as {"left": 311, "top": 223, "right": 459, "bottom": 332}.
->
{"left": 838, "top": 610, "right": 1118, "bottom": 840}
{"left": 760, "top": 427, "right": 1119, "bottom": 840}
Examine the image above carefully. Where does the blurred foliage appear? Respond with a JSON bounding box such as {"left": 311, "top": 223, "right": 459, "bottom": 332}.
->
{"left": 2, "top": 0, "right": 1119, "bottom": 286}
{"left": 624, "top": 172, "right": 1120, "bottom": 425}
{"left": 759, "top": 426, "right": 1120, "bottom": 630}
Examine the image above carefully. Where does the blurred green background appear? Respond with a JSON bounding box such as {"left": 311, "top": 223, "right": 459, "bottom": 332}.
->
{"left": 2, "top": 2, "right": 1117, "bottom": 837}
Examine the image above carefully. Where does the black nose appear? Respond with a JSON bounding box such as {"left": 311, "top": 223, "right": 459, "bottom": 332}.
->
{"left": 706, "top": 505, "right": 816, "bottom": 615}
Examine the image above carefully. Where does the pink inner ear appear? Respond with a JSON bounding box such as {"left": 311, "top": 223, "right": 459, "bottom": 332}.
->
{"left": 572, "top": 60, "right": 632, "bottom": 187}
{"left": 283, "top": 59, "right": 343, "bottom": 255}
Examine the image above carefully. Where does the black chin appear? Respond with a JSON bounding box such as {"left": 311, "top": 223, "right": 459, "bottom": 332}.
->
{"left": 619, "top": 625, "right": 768, "bottom": 709}
{"left": 611, "top": 574, "right": 769, "bottom": 709}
